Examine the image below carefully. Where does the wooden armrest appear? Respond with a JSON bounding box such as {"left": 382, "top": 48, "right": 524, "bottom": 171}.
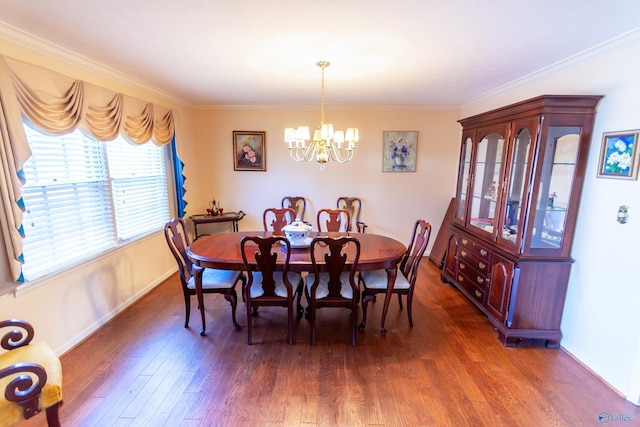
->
{"left": 0, "top": 319, "right": 35, "bottom": 350}
{"left": 0, "top": 362, "right": 48, "bottom": 419}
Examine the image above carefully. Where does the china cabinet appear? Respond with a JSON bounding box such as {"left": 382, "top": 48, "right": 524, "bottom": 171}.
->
{"left": 441, "top": 95, "right": 602, "bottom": 347}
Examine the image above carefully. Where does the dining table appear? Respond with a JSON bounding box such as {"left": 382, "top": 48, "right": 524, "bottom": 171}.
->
{"left": 187, "top": 231, "right": 407, "bottom": 337}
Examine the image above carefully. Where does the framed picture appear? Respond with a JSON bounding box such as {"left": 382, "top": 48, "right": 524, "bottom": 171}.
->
{"left": 597, "top": 130, "right": 640, "bottom": 180}
{"left": 382, "top": 131, "right": 418, "bottom": 172}
{"left": 233, "top": 131, "right": 266, "bottom": 171}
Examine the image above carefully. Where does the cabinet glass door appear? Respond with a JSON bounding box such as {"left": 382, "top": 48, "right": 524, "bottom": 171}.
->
{"left": 530, "top": 126, "right": 581, "bottom": 250}
{"left": 454, "top": 133, "right": 473, "bottom": 224}
{"left": 469, "top": 128, "right": 507, "bottom": 237}
{"left": 498, "top": 120, "right": 537, "bottom": 250}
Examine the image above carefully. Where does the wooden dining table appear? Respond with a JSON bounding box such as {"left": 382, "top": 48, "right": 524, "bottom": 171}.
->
{"left": 187, "top": 231, "right": 407, "bottom": 336}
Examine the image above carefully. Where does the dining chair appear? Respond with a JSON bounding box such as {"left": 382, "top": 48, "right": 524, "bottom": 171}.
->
{"left": 263, "top": 207, "right": 296, "bottom": 235}
{"left": 337, "top": 196, "right": 368, "bottom": 233}
{"left": 240, "top": 235, "right": 303, "bottom": 344}
{"left": 281, "top": 196, "right": 307, "bottom": 222}
{"left": 164, "top": 218, "right": 244, "bottom": 332}
{"left": 316, "top": 208, "right": 351, "bottom": 233}
{"left": 358, "top": 219, "right": 431, "bottom": 332}
{"left": 305, "top": 236, "right": 361, "bottom": 346}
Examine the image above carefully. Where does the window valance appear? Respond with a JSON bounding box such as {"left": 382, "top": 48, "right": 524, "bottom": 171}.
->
{"left": 0, "top": 54, "right": 176, "bottom": 285}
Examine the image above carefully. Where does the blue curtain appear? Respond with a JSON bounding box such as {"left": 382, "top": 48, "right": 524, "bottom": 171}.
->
{"left": 170, "top": 136, "right": 187, "bottom": 218}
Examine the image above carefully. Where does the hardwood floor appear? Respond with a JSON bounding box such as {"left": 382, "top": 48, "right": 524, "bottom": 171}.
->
{"left": 22, "top": 261, "right": 639, "bottom": 426}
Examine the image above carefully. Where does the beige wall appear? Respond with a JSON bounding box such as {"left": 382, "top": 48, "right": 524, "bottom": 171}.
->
{"left": 190, "top": 107, "right": 461, "bottom": 246}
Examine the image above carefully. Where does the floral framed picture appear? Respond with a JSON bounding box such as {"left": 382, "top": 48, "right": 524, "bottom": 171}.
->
{"left": 233, "top": 131, "right": 266, "bottom": 171}
{"left": 597, "top": 130, "right": 639, "bottom": 180}
{"left": 383, "top": 131, "right": 418, "bottom": 172}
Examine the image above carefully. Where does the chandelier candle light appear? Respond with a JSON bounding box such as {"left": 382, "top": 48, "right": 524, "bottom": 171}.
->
{"left": 284, "top": 61, "right": 359, "bottom": 170}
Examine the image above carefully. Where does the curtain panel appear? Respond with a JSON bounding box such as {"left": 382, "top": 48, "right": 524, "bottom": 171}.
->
{"left": 0, "top": 55, "right": 176, "bottom": 284}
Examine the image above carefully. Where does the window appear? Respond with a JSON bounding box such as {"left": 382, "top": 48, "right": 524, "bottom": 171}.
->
{"left": 20, "top": 124, "right": 170, "bottom": 281}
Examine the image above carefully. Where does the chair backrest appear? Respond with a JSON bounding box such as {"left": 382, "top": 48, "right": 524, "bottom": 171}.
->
{"left": 282, "top": 196, "right": 307, "bottom": 221}
{"left": 317, "top": 208, "right": 351, "bottom": 232}
{"left": 308, "top": 236, "right": 361, "bottom": 299}
{"left": 240, "top": 235, "right": 294, "bottom": 298}
{"left": 337, "top": 197, "right": 363, "bottom": 232}
{"left": 263, "top": 207, "right": 296, "bottom": 235}
{"left": 399, "top": 219, "right": 432, "bottom": 287}
{"left": 164, "top": 218, "right": 193, "bottom": 285}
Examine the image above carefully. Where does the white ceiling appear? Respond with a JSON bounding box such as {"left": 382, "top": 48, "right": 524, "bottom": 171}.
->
{"left": 1, "top": 0, "right": 640, "bottom": 107}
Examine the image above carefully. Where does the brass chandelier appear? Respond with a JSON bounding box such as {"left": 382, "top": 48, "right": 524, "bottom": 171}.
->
{"left": 284, "top": 61, "right": 359, "bottom": 170}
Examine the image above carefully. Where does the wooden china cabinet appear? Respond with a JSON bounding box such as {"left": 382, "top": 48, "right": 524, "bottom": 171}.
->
{"left": 441, "top": 95, "right": 602, "bottom": 348}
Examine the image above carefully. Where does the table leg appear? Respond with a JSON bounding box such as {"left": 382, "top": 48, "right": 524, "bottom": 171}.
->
{"left": 193, "top": 264, "right": 206, "bottom": 336}
{"left": 379, "top": 267, "right": 398, "bottom": 336}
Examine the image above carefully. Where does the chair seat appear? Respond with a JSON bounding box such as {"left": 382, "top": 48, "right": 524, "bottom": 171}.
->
{"left": 0, "top": 341, "right": 62, "bottom": 427}
{"left": 305, "top": 272, "right": 354, "bottom": 299}
{"left": 187, "top": 268, "right": 243, "bottom": 290}
{"left": 360, "top": 269, "right": 411, "bottom": 290}
{"left": 249, "top": 272, "right": 302, "bottom": 298}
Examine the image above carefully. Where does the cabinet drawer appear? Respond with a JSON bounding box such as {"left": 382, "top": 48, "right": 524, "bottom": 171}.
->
{"left": 457, "top": 261, "right": 489, "bottom": 290}
{"left": 457, "top": 248, "right": 489, "bottom": 274}
{"left": 459, "top": 237, "right": 490, "bottom": 260}
{"left": 456, "top": 273, "right": 486, "bottom": 304}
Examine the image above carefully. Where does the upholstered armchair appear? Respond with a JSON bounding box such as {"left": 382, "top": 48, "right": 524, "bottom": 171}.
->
{"left": 0, "top": 319, "right": 62, "bottom": 427}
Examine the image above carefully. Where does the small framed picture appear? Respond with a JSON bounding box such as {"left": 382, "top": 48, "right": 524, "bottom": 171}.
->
{"left": 382, "top": 131, "right": 418, "bottom": 172}
{"left": 597, "top": 130, "right": 640, "bottom": 180}
{"left": 233, "top": 131, "right": 266, "bottom": 171}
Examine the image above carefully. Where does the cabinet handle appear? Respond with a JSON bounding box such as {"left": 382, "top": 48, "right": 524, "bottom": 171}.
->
{"left": 458, "top": 275, "right": 464, "bottom": 282}
{"left": 462, "top": 238, "right": 468, "bottom": 245}
{"left": 480, "top": 249, "right": 488, "bottom": 256}
{"left": 460, "top": 250, "right": 467, "bottom": 257}
{"left": 459, "top": 263, "right": 466, "bottom": 270}
{"left": 478, "top": 262, "right": 486, "bottom": 269}
{"left": 476, "top": 277, "right": 485, "bottom": 284}
{"left": 475, "top": 290, "right": 482, "bottom": 298}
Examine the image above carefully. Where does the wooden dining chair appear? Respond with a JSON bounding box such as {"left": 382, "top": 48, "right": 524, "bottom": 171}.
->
{"left": 281, "top": 196, "right": 307, "bottom": 222}
{"left": 305, "top": 236, "right": 361, "bottom": 346}
{"left": 164, "top": 218, "right": 244, "bottom": 333}
{"left": 358, "top": 219, "right": 431, "bottom": 332}
{"left": 316, "top": 208, "right": 351, "bottom": 233}
{"left": 263, "top": 207, "right": 296, "bottom": 235}
{"left": 240, "top": 235, "right": 303, "bottom": 344}
{"left": 337, "top": 196, "right": 368, "bottom": 233}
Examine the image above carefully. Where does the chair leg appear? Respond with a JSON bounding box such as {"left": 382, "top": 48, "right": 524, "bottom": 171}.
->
{"left": 351, "top": 306, "right": 357, "bottom": 347}
{"left": 246, "top": 302, "right": 253, "bottom": 345}
{"left": 397, "top": 293, "right": 403, "bottom": 310}
{"left": 287, "top": 304, "right": 295, "bottom": 345}
{"left": 183, "top": 292, "right": 191, "bottom": 328}
{"left": 309, "top": 303, "right": 316, "bottom": 346}
{"left": 45, "top": 402, "right": 62, "bottom": 427}
{"left": 359, "top": 293, "right": 375, "bottom": 330}
{"left": 296, "top": 280, "right": 304, "bottom": 316}
{"left": 407, "top": 291, "right": 414, "bottom": 327}
{"left": 225, "top": 292, "right": 241, "bottom": 330}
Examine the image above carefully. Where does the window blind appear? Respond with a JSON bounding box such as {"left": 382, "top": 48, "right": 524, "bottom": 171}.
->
{"left": 20, "top": 125, "right": 170, "bottom": 281}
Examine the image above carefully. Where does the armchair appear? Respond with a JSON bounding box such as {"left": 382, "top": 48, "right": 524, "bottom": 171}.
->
{"left": 0, "top": 319, "right": 62, "bottom": 427}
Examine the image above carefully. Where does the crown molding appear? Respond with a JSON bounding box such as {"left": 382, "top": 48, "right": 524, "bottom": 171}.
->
{"left": 0, "top": 20, "right": 190, "bottom": 108}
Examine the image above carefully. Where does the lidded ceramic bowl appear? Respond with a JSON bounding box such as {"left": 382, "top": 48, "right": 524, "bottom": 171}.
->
{"left": 281, "top": 219, "right": 312, "bottom": 245}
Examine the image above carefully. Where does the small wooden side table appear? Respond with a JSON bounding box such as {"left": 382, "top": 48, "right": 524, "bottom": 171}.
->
{"left": 190, "top": 211, "right": 245, "bottom": 238}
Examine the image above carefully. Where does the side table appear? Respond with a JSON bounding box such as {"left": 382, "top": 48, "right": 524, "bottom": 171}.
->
{"left": 190, "top": 211, "right": 245, "bottom": 238}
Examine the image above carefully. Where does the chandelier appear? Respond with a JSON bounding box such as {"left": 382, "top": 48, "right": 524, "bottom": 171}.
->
{"left": 284, "top": 61, "right": 359, "bottom": 170}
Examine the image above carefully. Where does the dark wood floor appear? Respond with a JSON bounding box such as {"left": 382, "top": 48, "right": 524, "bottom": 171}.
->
{"left": 22, "top": 261, "right": 639, "bottom": 426}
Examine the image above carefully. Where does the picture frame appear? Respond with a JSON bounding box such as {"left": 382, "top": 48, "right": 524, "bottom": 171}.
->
{"left": 597, "top": 130, "right": 640, "bottom": 180}
{"left": 233, "top": 131, "right": 266, "bottom": 171}
{"left": 382, "top": 131, "right": 418, "bottom": 172}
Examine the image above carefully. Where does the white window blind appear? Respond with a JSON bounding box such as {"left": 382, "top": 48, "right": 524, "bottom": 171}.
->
{"left": 20, "top": 125, "right": 170, "bottom": 282}
{"left": 106, "top": 139, "right": 169, "bottom": 241}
